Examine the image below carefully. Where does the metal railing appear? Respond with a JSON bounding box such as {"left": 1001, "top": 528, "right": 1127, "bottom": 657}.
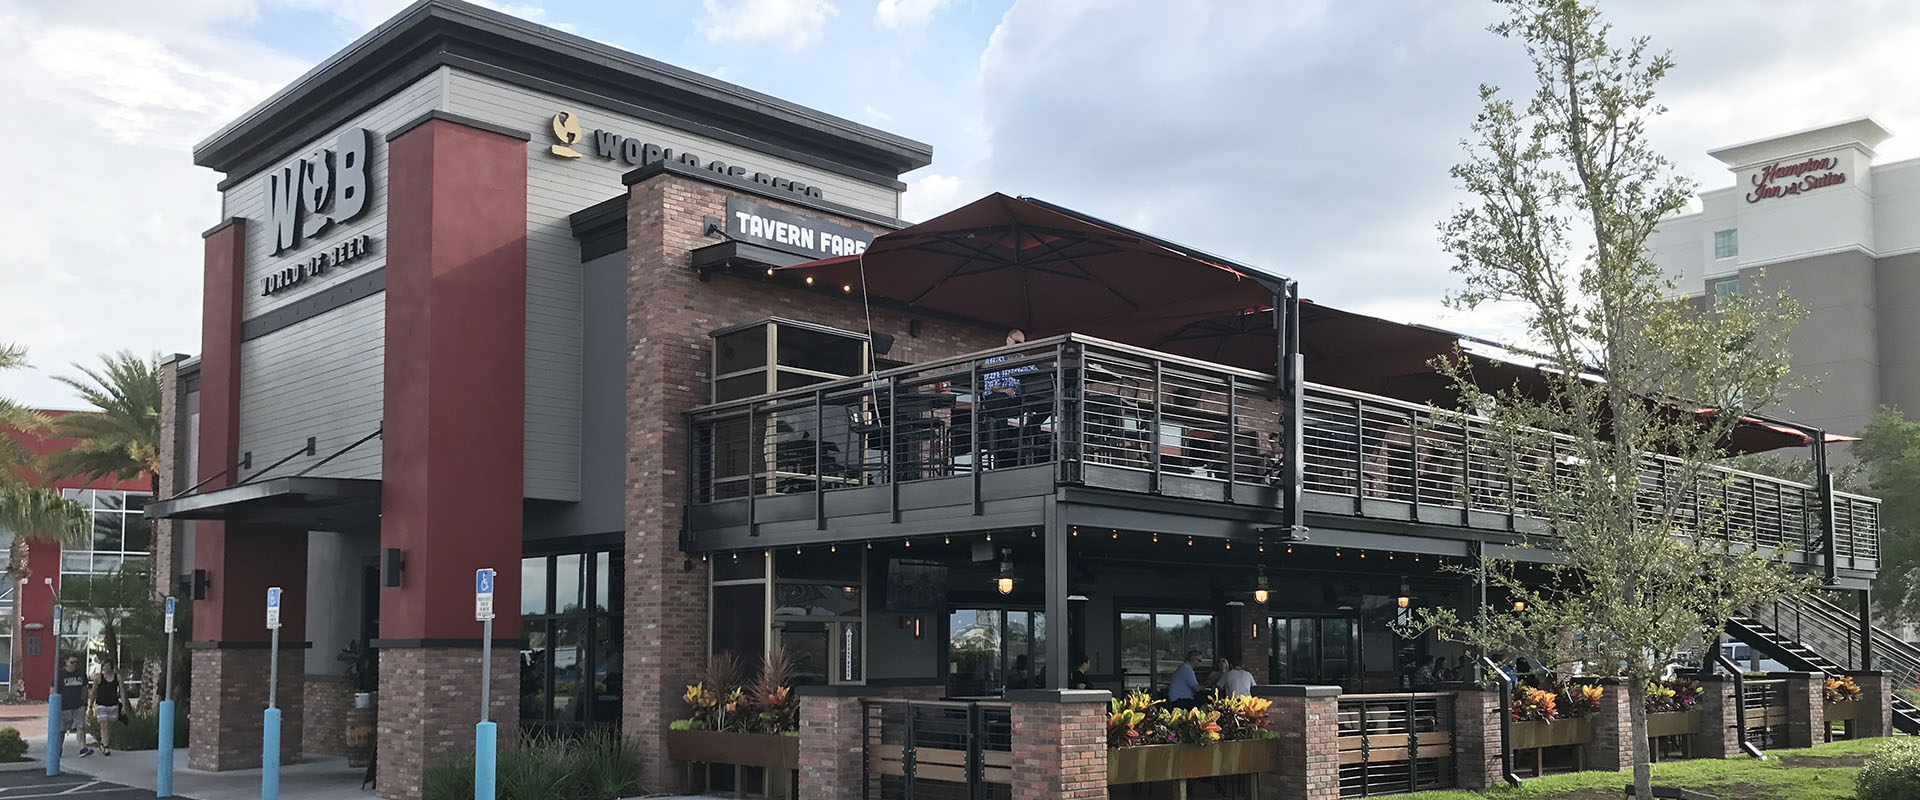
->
{"left": 863, "top": 698, "right": 1011, "bottom": 800}
{"left": 1741, "top": 679, "right": 1790, "bottom": 750}
{"left": 687, "top": 333, "right": 1880, "bottom": 563}
{"left": 1336, "top": 692, "right": 1457, "bottom": 797}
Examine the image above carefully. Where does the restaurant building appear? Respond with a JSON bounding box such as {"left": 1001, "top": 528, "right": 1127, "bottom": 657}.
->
{"left": 146, "top": 3, "right": 1909, "bottom": 799}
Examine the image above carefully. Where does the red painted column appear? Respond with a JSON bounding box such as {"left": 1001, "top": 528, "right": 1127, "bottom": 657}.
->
{"left": 376, "top": 117, "right": 526, "bottom": 800}
{"left": 187, "top": 220, "right": 312, "bottom": 772}
{"left": 18, "top": 540, "right": 60, "bottom": 700}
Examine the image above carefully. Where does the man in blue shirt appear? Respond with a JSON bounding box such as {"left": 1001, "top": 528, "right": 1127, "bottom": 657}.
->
{"left": 1168, "top": 649, "right": 1204, "bottom": 707}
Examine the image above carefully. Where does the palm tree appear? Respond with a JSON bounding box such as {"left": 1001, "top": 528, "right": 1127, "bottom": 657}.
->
{"left": 0, "top": 343, "right": 48, "bottom": 487}
{"left": 42, "top": 352, "right": 162, "bottom": 495}
{"left": 0, "top": 485, "right": 89, "bottom": 693}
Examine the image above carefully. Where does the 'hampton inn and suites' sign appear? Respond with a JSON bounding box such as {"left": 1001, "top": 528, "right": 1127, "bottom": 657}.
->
{"left": 1746, "top": 155, "right": 1847, "bottom": 204}
{"left": 547, "top": 111, "right": 827, "bottom": 200}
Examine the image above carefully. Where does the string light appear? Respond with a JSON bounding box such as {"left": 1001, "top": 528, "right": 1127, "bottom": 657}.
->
{"left": 1225, "top": 541, "right": 1232, "bottom": 550}
{"left": 830, "top": 544, "right": 836, "bottom": 553}
{"left": 842, "top": 284, "right": 853, "bottom": 293}
{"left": 765, "top": 268, "right": 775, "bottom": 276}
{"left": 986, "top": 533, "right": 992, "bottom": 542}
{"left": 795, "top": 547, "right": 801, "bottom": 555}
{"left": 944, "top": 536, "right": 951, "bottom": 545}
{"left": 1286, "top": 545, "right": 1293, "bottom": 554}
{"left": 1187, "top": 537, "right": 1194, "bottom": 547}
{"left": 1111, "top": 531, "right": 1119, "bottom": 540}
{"left": 805, "top": 276, "right": 815, "bottom": 285}
{"left": 1152, "top": 533, "right": 1159, "bottom": 543}
{"left": 731, "top": 552, "right": 739, "bottom": 561}
{"left": 904, "top": 539, "right": 911, "bottom": 548}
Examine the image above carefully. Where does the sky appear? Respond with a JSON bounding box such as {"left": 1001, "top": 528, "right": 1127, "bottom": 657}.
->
{"left": 4, "top": 0, "right": 1920, "bottom": 408}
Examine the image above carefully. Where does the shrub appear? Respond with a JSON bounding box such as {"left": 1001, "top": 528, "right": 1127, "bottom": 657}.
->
{"left": 499, "top": 737, "right": 572, "bottom": 800}
{"left": 1644, "top": 677, "right": 1701, "bottom": 714}
{"left": 113, "top": 702, "right": 189, "bottom": 751}
{"left": 565, "top": 729, "right": 640, "bottom": 800}
{"left": 1107, "top": 691, "right": 1160, "bottom": 748}
{"left": 422, "top": 751, "right": 475, "bottom": 800}
{"left": 1512, "top": 687, "right": 1559, "bottom": 721}
{"left": 0, "top": 728, "right": 25, "bottom": 762}
{"left": 1856, "top": 738, "right": 1920, "bottom": 800}
{"left": 1824, "top": 675, "right": 1863, "bottom": 703}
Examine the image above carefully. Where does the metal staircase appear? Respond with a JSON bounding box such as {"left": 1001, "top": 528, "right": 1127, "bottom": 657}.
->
{"left": 1725, "top": 594, "right": 1920, "bottom": 735}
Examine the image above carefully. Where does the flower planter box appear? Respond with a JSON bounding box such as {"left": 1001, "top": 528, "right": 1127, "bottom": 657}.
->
{"left": 1824, "top": 701, "right": 1861, "bottom": 723}
{"left": 1646, "top": 710, "right": 1700, "bottom": 739}
{"left": 666, "top": 729, "right": 800, "bottom": 771}
{"left": 1108, "top": 738, "right": 1280, "bottom": 785}
{"left": 1510, "top": 717, "right": 1593, "bottom": 750}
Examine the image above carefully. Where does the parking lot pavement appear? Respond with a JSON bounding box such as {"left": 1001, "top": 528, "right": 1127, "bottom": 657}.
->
{"left": 0, "top": 768, "right": 193, "bottom": 799}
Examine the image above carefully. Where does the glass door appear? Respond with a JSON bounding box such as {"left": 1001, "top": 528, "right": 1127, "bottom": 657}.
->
{"left": 1269, "top": 615, "right": 1357, "bottom": 688}
{"left": 1118, "top": 611, "right": 1215, "bottom": 695}
{"left": 946, "top": 608, "right": 1045, "bottom": 696}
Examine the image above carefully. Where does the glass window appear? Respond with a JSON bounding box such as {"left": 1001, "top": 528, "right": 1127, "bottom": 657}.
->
{"left": 521, "top": 558, "right": 549, "bottom": 616}
{"left": 593, "top": 552, "right": 611, "bottom": 613}
{"left": 122, "top": 516, "right": 152, "bottom": 554}
{"left": 1712, "top": 278, "right": 1741, "bottom": 308}
{"left": 1713, "top": 229, "right": 1738, "bottom": 260}
{"left": 92, "top": 512, "right": 122, "bottom": 552}
{"left": 1119, "top": 611, "right": 1214, "bottom": 694}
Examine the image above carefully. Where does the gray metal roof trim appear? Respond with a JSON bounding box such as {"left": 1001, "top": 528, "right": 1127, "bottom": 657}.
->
{"left": 193, "top": 0, "right": 932, "bottom": 176}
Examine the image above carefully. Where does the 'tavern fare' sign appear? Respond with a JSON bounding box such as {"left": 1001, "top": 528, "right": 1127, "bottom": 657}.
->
{"left": 726, "top": 198, "right": 874, "bottom": 260}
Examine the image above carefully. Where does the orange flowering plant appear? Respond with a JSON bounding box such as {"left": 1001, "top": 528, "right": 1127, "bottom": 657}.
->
{"left": 1825, "top": 675, "right": 1863, "bottom": 704}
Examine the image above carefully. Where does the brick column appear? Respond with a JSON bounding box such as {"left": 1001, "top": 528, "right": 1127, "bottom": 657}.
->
{"left": 374, "top": 646, "right": 517, "bottom": 800}
{"left": 797, "top": 687, "right": 865, "bottom": 800}
{"left": 302, "top": 675, "right": 354, "bottom": 756}
{"left": 1850, "top": 670, "right": 1893, "bottom": 738}
{"left": 1451, "top": 686, "right": 1505, "bottom": 789}
{"left": 1007, "top": 689, "right": 1109, "bottom": 800}
{"left": 1578, "top": 678, "right": 1631, "bottom": 772}
{"left": 1778, "top": 671, "right": 1822, "bottom": 749}
{"left": 1257, "top": 685, "right": 1339, "bottom": 800}
{"left": 187, "top": 646, "right": 305, "bottom": 770}
{"left": 1237, "top": 606, "right": 1269, "bottom": 683}
{"left": 1692, "top": 675, "right": 1740, "bottom": 759}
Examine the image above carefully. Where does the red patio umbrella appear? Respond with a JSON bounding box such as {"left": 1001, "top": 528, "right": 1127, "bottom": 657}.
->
{"left": 774, "top": 193, "right": 1283, "bottom": 343}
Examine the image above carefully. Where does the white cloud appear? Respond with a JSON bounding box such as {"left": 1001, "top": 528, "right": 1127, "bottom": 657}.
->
{"left": 874, "top": 0, "right": 953, "bottom": 31}
{"left": 901, "top": 172, "right": 969, "bottom": 222}
{"left": 0, "top": 7, "right": 307, "bottom": 408}
{"left": 698, "top": 0, "right": 839, "bottom": 50}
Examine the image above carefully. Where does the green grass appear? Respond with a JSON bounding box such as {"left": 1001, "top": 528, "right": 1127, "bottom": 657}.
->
{"left": 1397, "top": 738, "right": 1900, "bottom": 800}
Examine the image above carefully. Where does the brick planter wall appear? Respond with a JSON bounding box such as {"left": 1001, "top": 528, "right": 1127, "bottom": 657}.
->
{"left": 1777, "top": 671, "right": 1822, "bottom": 749}
{"left": 374, "top": 646, "right": 517, "bottom": 800}
{"left": 302, "top": 675, "right": 354, "bottom": 757}
{"left": 1579, "top": 678, "right": 1631, "bottom": 772}
{"left": 1007, "top": 689, "right": 1108, "bottom": 800}
{"left": 796, "top": 687, "right": 864, "bottom": 800}
{"left": 187, "top": 646, "right": 305, "bottom": 771}
{"left": 1257, "top": 685, "right": 1339, "bottom": 800}
{"left": 1850, "top": 670, "right": 1893, "bottom": 738}
{"left": 1693, "top": 675, "right": 1740, "bottom": 759}
{"left": 1451, "top": 686, "right": 1505, "bottom": 789}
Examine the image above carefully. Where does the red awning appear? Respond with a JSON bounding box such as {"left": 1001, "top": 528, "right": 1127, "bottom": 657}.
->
{"left": 774, "top": 193, "right": 1282, "bottom": 341}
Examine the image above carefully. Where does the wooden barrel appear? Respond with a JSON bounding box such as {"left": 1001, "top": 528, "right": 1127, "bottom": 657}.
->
{"left": 345, "top": 709, "right": 376, "bottom": 768}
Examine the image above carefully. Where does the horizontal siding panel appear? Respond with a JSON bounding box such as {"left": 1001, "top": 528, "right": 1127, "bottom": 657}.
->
{"left": 237, "top": 295, "right": 385, "bottom": 481}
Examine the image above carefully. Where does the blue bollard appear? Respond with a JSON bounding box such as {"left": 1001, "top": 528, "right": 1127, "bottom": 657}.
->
{"left": 156, "top": 699, "right": 175, "bottom": 797}
{"left": 475, "top": 721, "right": 496, "bottom": 800}
{"left": 45, "top": 693, "right": 60, "bottom": 777}
{"left": 262, "top": 707, "right": 281, "bottom": 800}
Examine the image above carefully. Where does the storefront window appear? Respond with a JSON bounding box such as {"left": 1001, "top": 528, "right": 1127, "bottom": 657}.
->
{"left": 521, "top": 545, "right": 622, "bottom": 736}
{"left": 1118, "top": 610, "right": 1213, "bottom": 694}
{"left": 54, "top": 489, "right": 153, "bottom": 663}
{"left": 947, "top": 608, "right": 1045, "bottom": 696}
{"left": 1270, "top": 615, "right": 1358, "bottom": 688}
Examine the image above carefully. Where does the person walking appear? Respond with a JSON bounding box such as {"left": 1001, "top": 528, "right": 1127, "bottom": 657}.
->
{"left": 89, "top": 661, "right": 122, "bottom": 757}
{"left": 54, "top": 655, "right": 86, "bottom": 757}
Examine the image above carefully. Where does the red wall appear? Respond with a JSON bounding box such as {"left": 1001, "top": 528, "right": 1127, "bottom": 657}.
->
{"left": 379, "top": 118, "right": 527, "bottom": 639}
{"left": 3, "top": 412, "right": 152, "bottom": 698}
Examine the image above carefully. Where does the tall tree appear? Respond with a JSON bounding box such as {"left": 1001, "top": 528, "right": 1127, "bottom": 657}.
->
{"left": 1845, "top": 409, "right": 1920, "bottom": 626}
{"left": 0, "top": 485, "right": 90, "bottom": 690}
{"left": 42, "top": 352, "right": 163, "bottom": 495}
{"left": 0, "top": 343, "right": 48, "bottom": 487}
{"left": 1405, "top": 2, "right": 1816, "bottom": 798}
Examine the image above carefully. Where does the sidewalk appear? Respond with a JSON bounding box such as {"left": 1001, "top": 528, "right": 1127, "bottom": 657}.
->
{"left": 0, "top": 703, "right": 46, "bottom": 740}
{"left": 23, "top": 735, "right": 375, "bottom": 800}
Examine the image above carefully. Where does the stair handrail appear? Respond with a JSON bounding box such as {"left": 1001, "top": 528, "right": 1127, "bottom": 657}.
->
{"left": 1791, "top": 594, "right": 1920, "bottom": 682}
{"left": 1709, "top": 652, "right": 1766, "bottom": 760}
{"left": 1480, "top": 656, "right": 1523, "bottom": 787}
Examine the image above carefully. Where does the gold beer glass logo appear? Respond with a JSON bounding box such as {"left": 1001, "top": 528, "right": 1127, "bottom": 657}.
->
{"left": 550, "top": 111, "right": 583, "bottom": 158}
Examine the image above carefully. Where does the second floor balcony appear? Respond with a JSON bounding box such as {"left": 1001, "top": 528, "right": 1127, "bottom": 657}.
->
{"left": 686, "top": 333, "right": 1880, "bottom": 579}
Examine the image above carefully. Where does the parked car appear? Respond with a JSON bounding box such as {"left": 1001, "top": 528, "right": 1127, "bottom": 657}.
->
{"left": 1720, "top": 642, "right": 1786, "bottom": 673}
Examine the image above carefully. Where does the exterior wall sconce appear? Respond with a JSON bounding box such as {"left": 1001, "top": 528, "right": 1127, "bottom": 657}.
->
{"left": 1250, "top": 621, "right": 1260, "bottom": 640}
{"left": 899, "top": 615, "right": 922, "bottom": 639}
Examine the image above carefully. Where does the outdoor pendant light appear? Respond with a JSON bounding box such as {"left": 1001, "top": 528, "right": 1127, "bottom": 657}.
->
{"left": 997, "top": 551, "right": 1015, "bottom": 595}
{"left": 1397, "top": 596, "right": 1411, "bottom": 609}
{"left": 1513, "top": 601, "right": 1526, "bottom": 612}
{"left": 1253, "top": 572, "right": 1270, "bottom": 605}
